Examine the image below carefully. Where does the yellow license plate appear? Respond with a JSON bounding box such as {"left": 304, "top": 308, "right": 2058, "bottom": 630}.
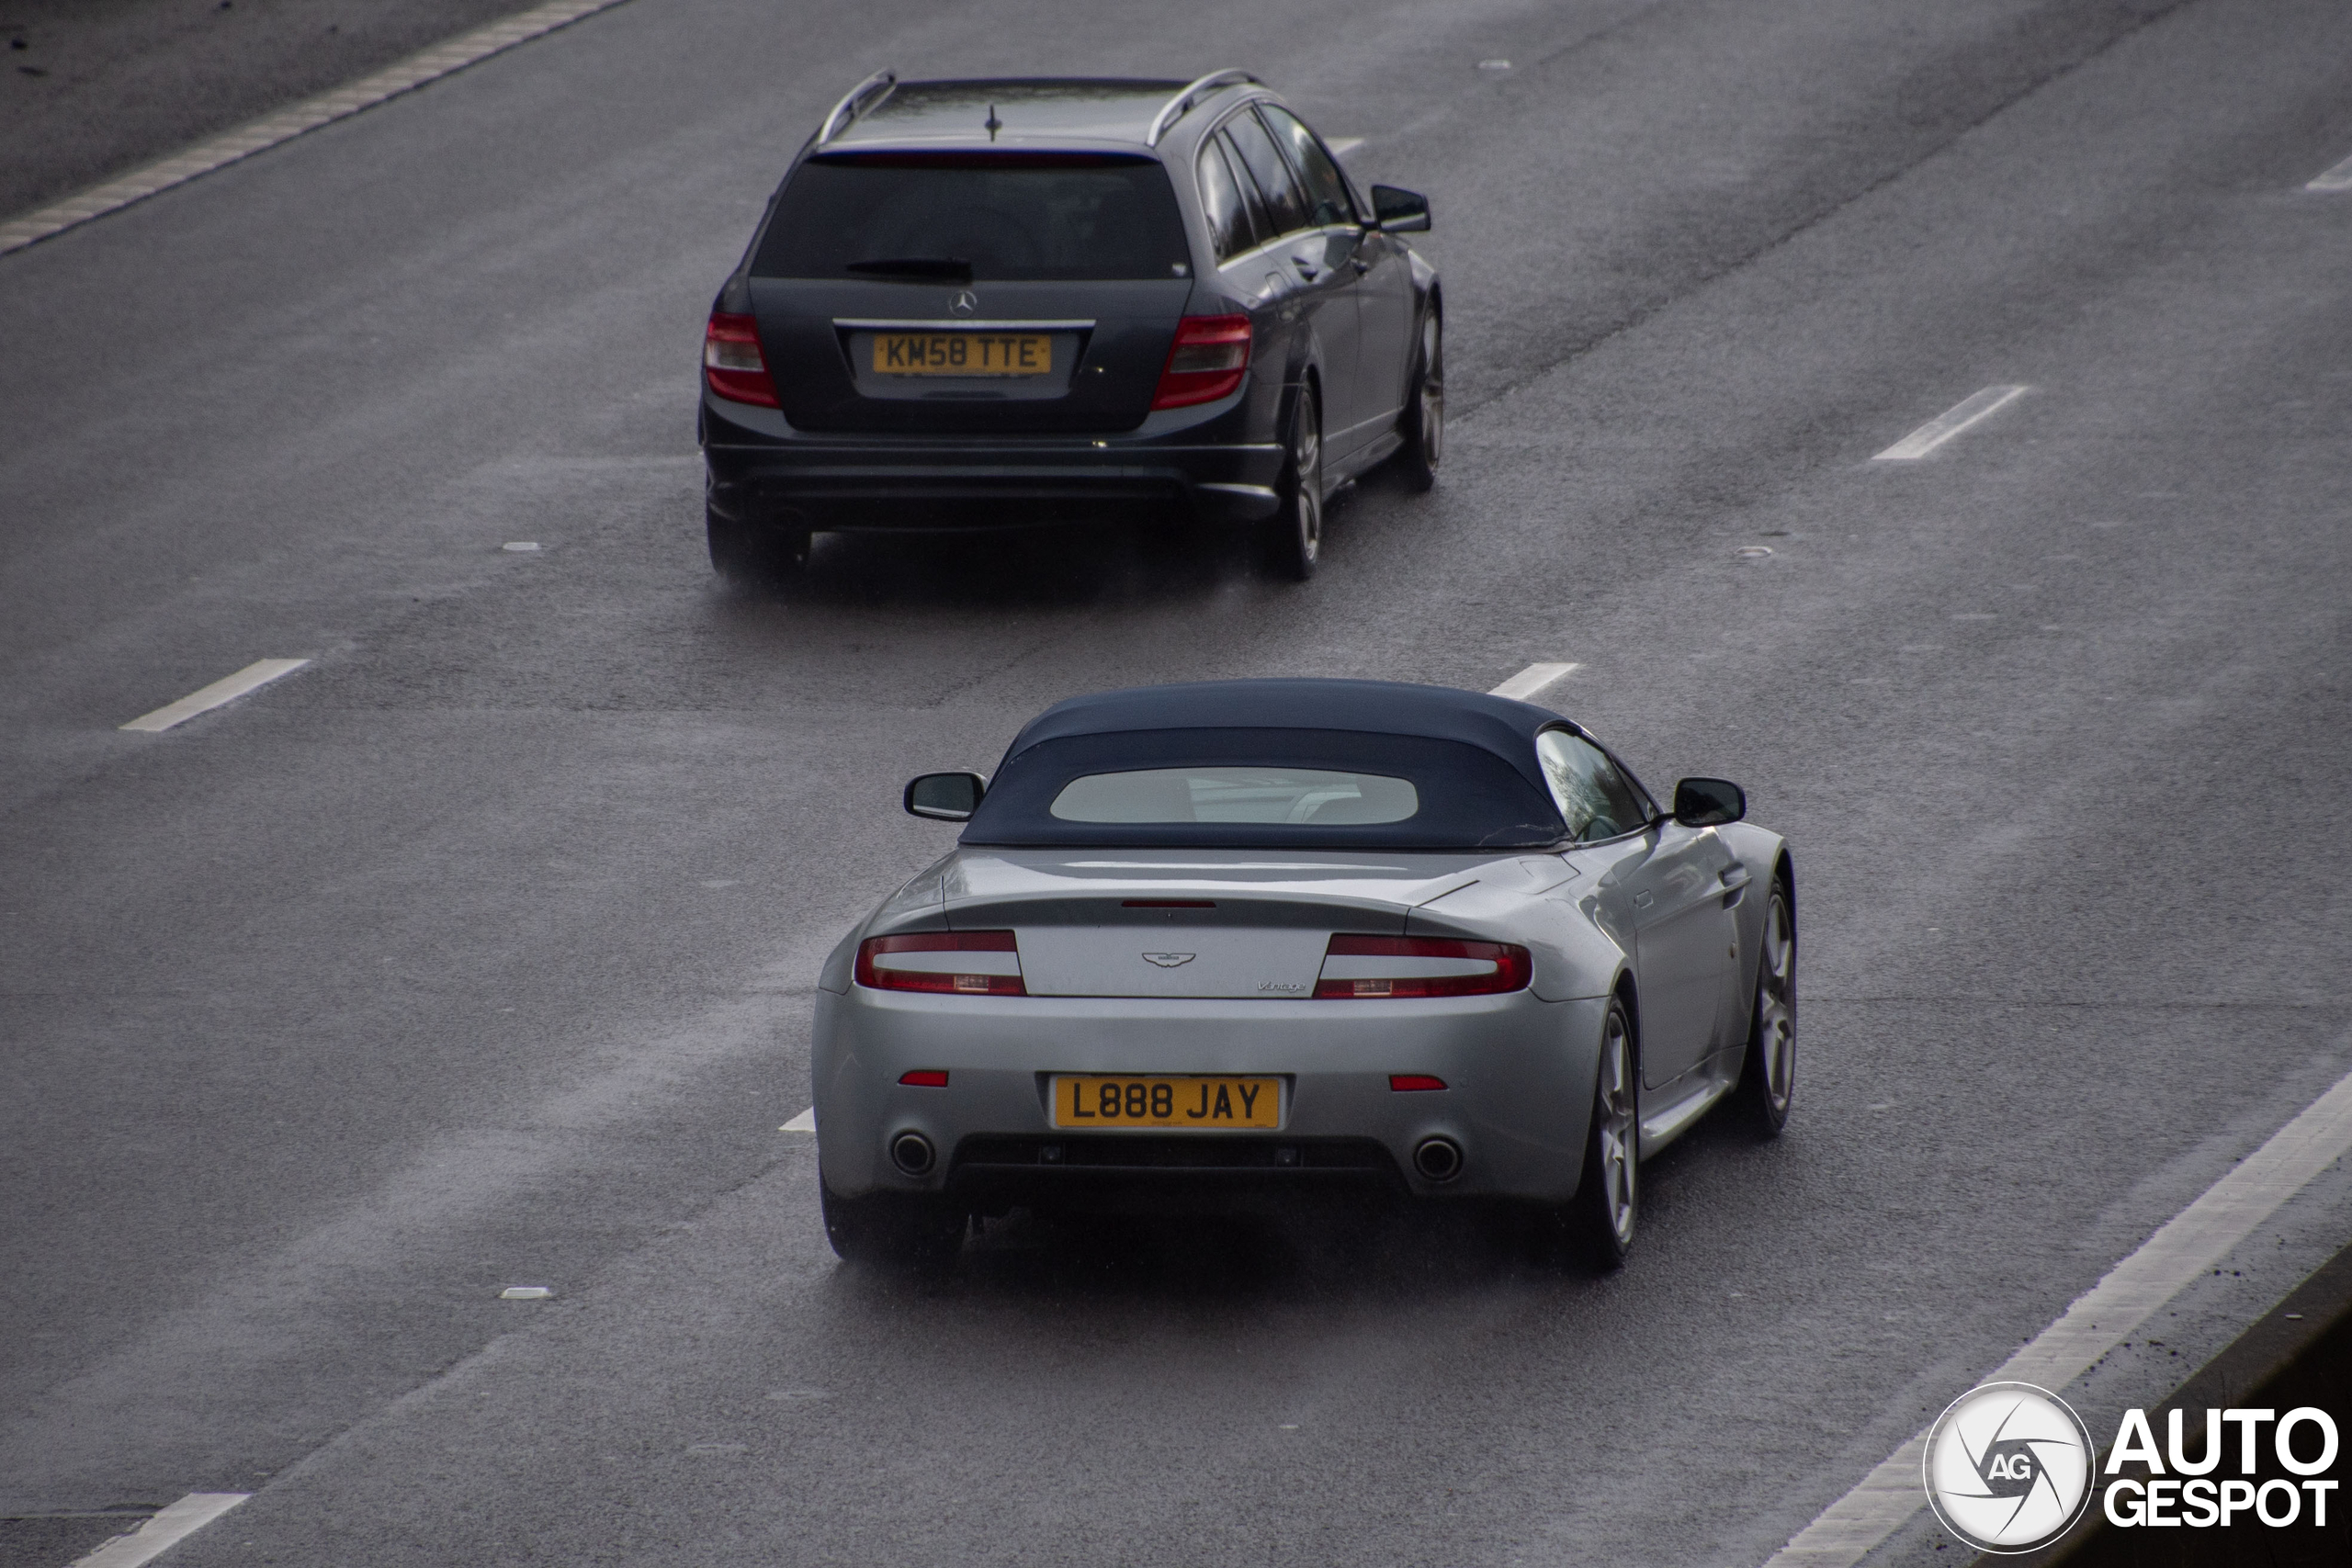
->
{"left": 872, "top": 332, "right": 1053, "bottom": 376}
{"left": 1053, "top": 1075, "right": 1281, "bottom": 1130}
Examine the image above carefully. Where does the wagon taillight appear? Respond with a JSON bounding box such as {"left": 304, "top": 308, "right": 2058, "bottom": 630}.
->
{"left": 1314, "top": 935, "right": 1532, "bottom": 998}
{"left": 704, "top": 310, "right": 780, "bottom": 408}
{"left": 855, "top": 931, "right": 1025, "bottom": 996}
{"left": 1149, "top": 313, "right": 1251, "bottom": 410}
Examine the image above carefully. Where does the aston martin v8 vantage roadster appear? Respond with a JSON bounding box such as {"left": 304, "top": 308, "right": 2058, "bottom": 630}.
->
{"left": 810, "top": 679, "right": 1795, "bottom": 1268}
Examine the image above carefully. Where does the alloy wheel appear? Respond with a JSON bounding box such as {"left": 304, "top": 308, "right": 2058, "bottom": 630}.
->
{"left": 1418, "top": 314, "right": 1443, "bottom": 470}
{"left": 1293, "top": 397, "right": 1323, "bottom": 569}
{"left": 1755, "top": 890, "right": 1795, "bottom": 1116}
{"left": 1594, "top": 1007, "right": 1637, "bottom": 1247}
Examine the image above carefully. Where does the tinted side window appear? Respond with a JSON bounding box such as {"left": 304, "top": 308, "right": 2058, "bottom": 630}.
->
{"left": 1536, "top": 730, "right": 1650, "bottom": 842}
{"left": 1216, "top": 131, "right": 1274, "bottom": 243}
{"left": 1259, "top": 107, "right": 1355, "bottom": 228}
{"left": 1195, "top": 140, "right": 1259, "bottom": 265}
{"left": 1222, "top": 110, "right": 1311, "bottom": 237}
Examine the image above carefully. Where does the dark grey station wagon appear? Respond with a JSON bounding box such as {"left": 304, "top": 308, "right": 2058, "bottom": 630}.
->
{"left": 697, "top": 70, "right": 1443, "bottom": 581}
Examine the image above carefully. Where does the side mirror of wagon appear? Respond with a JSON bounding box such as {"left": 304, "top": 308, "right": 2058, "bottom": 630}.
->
{"left": 904, "top": 772, "right": 987, "bottom": 822}
{"left": 1671, "top": 777, "right": 1746, "bottom": 827}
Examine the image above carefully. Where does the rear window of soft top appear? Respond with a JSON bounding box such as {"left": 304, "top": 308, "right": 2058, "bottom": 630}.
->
{"left": 752, "top": 152, "right": 1191, "bottom": 282}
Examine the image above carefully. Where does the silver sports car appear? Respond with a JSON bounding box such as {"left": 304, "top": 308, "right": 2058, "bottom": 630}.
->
{"left": 811, "top": 679, "right": 1795, "bottom": 1268}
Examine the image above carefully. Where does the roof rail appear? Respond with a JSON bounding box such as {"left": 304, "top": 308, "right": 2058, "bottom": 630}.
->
{"left": 1145, "top": 69, "right": 1259, "bottom": 146}
{"left": 818, "top": 70, "right": 898, "bottom": 145}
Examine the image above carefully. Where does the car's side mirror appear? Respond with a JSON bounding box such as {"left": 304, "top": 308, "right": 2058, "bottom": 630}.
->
{"left": 1370, "top": 185, "right": 1430, "bottom": 233}
{"left": 904, "top": 772, "right": 986, "bottom": 822}
{"left": 1672, "top": 777, "right": 1746, "bottom": 827}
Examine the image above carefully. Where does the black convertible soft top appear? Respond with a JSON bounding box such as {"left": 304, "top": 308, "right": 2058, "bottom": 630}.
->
{"left": 961, "top": 679, "right": 1577, "bottom": 850}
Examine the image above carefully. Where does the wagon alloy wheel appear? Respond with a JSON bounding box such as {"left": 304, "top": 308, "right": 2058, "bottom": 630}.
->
{"left": 1567, "top": 999, "right": 1639, "bottom": 1269}
{"left": 1396, "top": 310, "right": 1442, "bottom": 491}
{"left": 1736, "top": 883, "right": 1797, "bottom": 1136}
{"left": 1263, "top": 387, "right": 1324, "bottom": 581}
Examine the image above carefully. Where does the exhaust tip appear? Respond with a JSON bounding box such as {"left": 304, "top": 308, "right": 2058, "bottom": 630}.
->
{"left": 1412, "top": 1136, "right": 1463, "bottom": 1183}
{"left": 889, "top": 1131, "right": 935, "bottom": 1176}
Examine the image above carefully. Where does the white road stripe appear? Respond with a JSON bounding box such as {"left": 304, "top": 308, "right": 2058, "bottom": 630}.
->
{"left": 120, "top": 659, "right": 309, "bottom": 732}
{"left": 71, "top": 1494, "right": 249, "bottom": 1568}
{"left": 1765, "top": 1062, "right": 2352, "bottom": 1566}
{"left": 2306, "top": 152, "right": 2352, "bottom": 192}
{"left": 781, "top": 1108, "right": 817, "bottom": 1133}
{"left": 0, "top": 0, "right": 633, "bottom": 257}
{"left": 1327, "top": 137, "right": 1366, "bottom": 156}
{"left": 1487, "top": 662, "right": 1581, "bottom": 702}
{"left": 1871, "top": 385, "right": 2030, "bottom": 460}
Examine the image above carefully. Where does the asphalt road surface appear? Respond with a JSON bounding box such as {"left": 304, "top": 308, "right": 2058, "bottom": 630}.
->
{"left": 5, "top": 1, "right": 2352, "bottom": 1565}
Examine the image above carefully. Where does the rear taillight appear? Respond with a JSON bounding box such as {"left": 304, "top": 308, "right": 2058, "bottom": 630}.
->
{"left": 704, "top": 311, "right": 779, "bottom": 408}
{"left": 855, "top": 931, "right": 1025, "bottom": 996}
{"left": 1314, "top": 935, "right": 1532, "bottom": 999}
{"left": 1150, "top": 313, "right": 1251, "bottom": 410}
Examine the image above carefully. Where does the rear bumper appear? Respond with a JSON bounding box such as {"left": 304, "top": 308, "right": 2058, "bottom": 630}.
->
{"left": 702, "top": 391, "right": 1285, "bottom": 527}
{"left": 809, "top": 987, "right": 1610, "bottom": 1207}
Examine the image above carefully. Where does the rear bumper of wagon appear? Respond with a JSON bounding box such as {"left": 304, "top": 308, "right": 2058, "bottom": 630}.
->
{"left": 809, "top": 987, "right": 1611, "bottom": 1208}
{"left": 702, "top": 394, "right": 1286, "bottom": 528}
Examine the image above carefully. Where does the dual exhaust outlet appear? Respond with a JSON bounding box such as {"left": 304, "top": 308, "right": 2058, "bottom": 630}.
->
{"left": 888, "top": 1128, "right": 1463, "bottom": 1183}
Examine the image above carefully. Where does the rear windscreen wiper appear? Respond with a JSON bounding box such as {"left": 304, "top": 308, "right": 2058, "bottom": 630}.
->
{"left": 845, "top": 257, "right": 974, "bottom": 282}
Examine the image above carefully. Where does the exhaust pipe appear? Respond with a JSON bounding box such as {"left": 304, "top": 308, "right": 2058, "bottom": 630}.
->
{"left": 889, "top": 1131, "right": 935, "bottom": 1176}
{"left": 1412, "top": 1136, "right": 1463, "bottom": 1182}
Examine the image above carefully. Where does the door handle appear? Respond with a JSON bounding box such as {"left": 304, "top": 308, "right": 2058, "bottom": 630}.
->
{"left": 1291, "top": 256, "right": 1320, "bottom": 281}
{"left": 1718, "top": 866, "right": 1750, "bottom": 907}
{"left": 1634, "top": 890, "right": 1656, "bottom": 909}
{"left": 1351, "top": 257, "right": 1370, "bottom": 276}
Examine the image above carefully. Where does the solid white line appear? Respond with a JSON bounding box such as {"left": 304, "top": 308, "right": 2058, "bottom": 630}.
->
{"left": 780, "top": 1107, "right": 817, "bottom": 1133}
{"left": 1487, "top": 662, "right": 1580, "bottom": 702}
{"left": 1327, "top": 137, "right": 1366, "bottom": 156}
{"left": 120, "top": 659, "right": 309, "bottom": 732}
{"left": 0, "top": 0, "right": 633, "bottom": 257}
{"left": 72, "top": 1494, "right": 249, "bottom": 1568}
{"left": 1871, "top": 385, "right": 2030, "bottom": 460}
{"left": 2306, "top": 152, "right": 2352, "bottom": 192}
{"left": 1765, "top": 1062, "right": 2352, "bottom": 1566}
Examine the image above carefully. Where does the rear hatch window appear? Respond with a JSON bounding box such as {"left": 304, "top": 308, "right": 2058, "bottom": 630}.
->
{"left": 752, "top": 153, "right": 1190, "bottom": 282}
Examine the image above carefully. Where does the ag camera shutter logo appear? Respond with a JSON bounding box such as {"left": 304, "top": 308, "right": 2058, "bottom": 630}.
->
{"left": 1922, "top": 1382, "right": 2097, "bottom": 1553}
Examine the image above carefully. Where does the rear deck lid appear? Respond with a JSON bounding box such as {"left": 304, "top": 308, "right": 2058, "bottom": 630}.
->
{"left": 941, "top": 849, "right": 1494, "bottom": 998}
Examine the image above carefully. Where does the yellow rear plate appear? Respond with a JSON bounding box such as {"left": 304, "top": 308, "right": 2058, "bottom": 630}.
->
{"left": 873, "top": 332, "right": 1053, "bottom": 376}
{"left": 1053, "top": 1075, "right": 1281, "bottom": 1130}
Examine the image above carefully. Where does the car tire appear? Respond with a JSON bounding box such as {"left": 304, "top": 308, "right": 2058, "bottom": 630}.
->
{"left": 1261, "top": 385, "right": 1323, "bottom": 581}
{"left": 707, "top": 505, "right": 808, "bottom": 586}
{"left": 819, "top": 1177, "right": 967, "bottom": 1271}
{"left": 1396, "top": 310, "right": 1442, "bottom": 492}
{"left": 1565, "top": 998, "right": 1639, "bottom": 1270}
{"left": 1734, "top": 877, "right": 1796, "bottom": 1137}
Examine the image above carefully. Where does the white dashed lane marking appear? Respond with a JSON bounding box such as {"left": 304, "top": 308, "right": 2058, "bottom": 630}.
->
{"left": 1872, "top": 385, "right": 2030, "bottom": 460}
{"left": 2306, "top": 151, "right": 2352, "bottom": 192}
{"left": 119, "top": 659, "right": 308, "bottom": 733}
{"left": 780, "top": 1108, "right": 817, "bottom": 1134}
{"left": 1765, "top": 1061, "right": 2352, "bottom": 1565}
{"left": 1487, "top": 662, "right": 1581, "bottom": 702}
{"left": 71, "top": 1494, "right": 248, "bottom": 1568}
